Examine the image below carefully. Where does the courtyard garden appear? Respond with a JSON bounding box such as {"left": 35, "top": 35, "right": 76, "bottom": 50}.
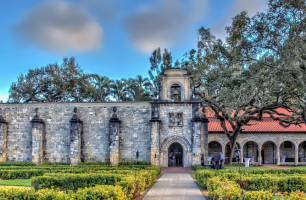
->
{"left": 0, "top": 161, "right": 161, "bottom": 199}
{"left": 193, "top": 165, "right": 306, "bottom": 200}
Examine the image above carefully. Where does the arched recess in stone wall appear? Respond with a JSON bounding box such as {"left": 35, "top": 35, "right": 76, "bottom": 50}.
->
{"left": 167, "top": 81, "right": 185, "bottom": 101}
{"left": 260, "top": 141, "right": 278, "bottom": 164}
{"left": 208, "top": 141, "right": 223, "bottom": 156}
{"left": 243, "top": 141, "right": 259, "bottom": 162}
{"left": 160, "top": 136, "right": 191, "bottom": 167}
{"left": 279, "top": 140, "right": 297, "bottom": 162}
{"left": 225, "top": 142, "right": 242, "bottom": 164}
{"left": 298, "top": 141, "right": 306, "bottom": 162}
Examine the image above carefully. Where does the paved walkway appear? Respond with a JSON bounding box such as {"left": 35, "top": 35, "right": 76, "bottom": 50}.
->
{"left": 144, "top": 173, "right": 205, "bottom": 200}
{"left": 161, "top": 167, "right": 194, "bottom": 173}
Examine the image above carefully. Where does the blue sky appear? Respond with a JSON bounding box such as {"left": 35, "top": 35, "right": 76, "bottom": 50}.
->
{"left": 0, "top": 0, "right": 268, "bottom": 102}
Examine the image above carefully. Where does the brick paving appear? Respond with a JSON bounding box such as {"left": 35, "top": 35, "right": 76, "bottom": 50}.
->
{"left": 161, "top": 167, "right": 194, "bottom": 173}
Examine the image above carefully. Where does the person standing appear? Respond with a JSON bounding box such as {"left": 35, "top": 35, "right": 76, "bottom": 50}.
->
{"left": 213, "top": 152, "right": 220, "bottom": 170}
{"left": 220, "top": 152, "right": 225, "bottom": 169}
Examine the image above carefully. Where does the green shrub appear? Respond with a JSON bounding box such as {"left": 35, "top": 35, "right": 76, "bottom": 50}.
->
{"left": 119, "top": 161, "right": 150, "bottom": 166}
{"left": 77, "top": 162, "right": 110, "bottom": 166}
{"left": 207, "top": 177, "right": 273, "bottom": 200}
{"left": 0, "top": 169, "right": 45, "bottom": 180}
{"left": 31, "top": 174, "right": 122, "bottom": 191}
{"left": 0, "top": 185, "right": 127, "bottom": 199}
{"left": 192, "top": 165, "right": 211, "bottom": 171}
{"left": 39, "top": 162, "right": 70, "bottom": 166}
{"left": 0, "top": 161, "right": 36, "bottom": 166}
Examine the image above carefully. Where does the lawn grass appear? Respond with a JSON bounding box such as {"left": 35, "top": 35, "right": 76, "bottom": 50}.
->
{"left": 190, "top": 173, "right": 195, "bottom": 179}
{"left": 224, "top": 165, "right": 273, "bottom": 172}
{"left": 286, "top": 166, "right": 306, "bottom": 169}
{"left": 0, "top": 179, "right": 31, "bottom": 187}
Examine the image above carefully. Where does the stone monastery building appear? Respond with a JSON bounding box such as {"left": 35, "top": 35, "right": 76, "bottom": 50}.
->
{"left": 0, "top": 68, "right": 305, "bottom": 166}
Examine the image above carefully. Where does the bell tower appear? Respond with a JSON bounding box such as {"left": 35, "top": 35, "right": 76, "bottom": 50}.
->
{"left": 160, "top": 68, "right": 191, "bottom": 101}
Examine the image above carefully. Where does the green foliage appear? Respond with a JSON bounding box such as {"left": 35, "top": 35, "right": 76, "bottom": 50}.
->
{"left": 8, "top": 57, "right": 94, "bottom": 103}
{"left": 31, "top": 174, "right": 122, "bottom": 191}
{"left": 39, "top": 162, "right": 70, "bottom": 166}
{"left": 0, "top": 169, "right": 45, "bottom": 180}
{"left": 0, "top": 161, "right": 36, "bottom": 166}
{"left": 118, "top": 161, "right": 150, "bottom": 166}
{"left": 77, "top": 162, "right": 110, "bottom": 166}
{"left": 0, "top": 185, "right": 126, "bottom": 200}
{"left": 191, "top": 165, "right": 211, "bottom": 171}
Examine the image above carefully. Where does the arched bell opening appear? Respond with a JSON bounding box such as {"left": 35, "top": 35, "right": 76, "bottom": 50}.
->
{"left": 168, "top": 142, "right": 183, "bottom": 167}
{"left": 170, "top": 84, "right": 181, "bottom": 102}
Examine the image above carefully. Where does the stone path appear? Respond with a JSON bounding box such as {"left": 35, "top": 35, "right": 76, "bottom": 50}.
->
{"left": 161, "top": 167, "right": 194, "bottom": 173}
{"left": 143, "top": 173, "right": 205, "bottom": 200}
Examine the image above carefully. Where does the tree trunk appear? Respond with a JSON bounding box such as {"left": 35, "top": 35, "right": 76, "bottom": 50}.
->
{"left": 228, "top": 132, "right": 240, "bottom": 165}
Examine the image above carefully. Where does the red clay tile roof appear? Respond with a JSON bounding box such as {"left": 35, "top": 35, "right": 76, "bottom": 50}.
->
{"left": 208, "top": 120, "right": 306, "bottom": 132}
{"left": 202, "top": 107, "right": 306, "bottom": 133}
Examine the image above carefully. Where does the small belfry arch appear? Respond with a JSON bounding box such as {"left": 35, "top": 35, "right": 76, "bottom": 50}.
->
{"left": 160, "top": 136, "right": 192, "bottom": 167}
{"left": 167, "top": 81, "right": 185, "bottom": 102}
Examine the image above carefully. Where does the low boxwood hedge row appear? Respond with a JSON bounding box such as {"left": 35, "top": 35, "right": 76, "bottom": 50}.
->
{"left": 0, "top": 169, "right": 45, "bottom": 180}
{"left": 207, "top": 177, "right": 273, "bottom": 200}
{"left": 0, "top": 166, "right": 161, "bottom": 179}
{"left": 0, "top": 161, "right": 37, "bottom": 166}
{"left": 0, "top": 185, "right": 127, "bottom": 199}
{"left": 118, "top": 161, "right": 150, "bottom": 165}
{"left": 31, "top": 174, "right": 122, "bottom": 191}
{"left": 77, "top": 162, "right": 110, "bottom": 166}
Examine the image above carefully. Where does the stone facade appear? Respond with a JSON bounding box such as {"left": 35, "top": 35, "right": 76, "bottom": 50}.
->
{"left": 1, "top": 68, "right": 304, "bottom": 166}
{"left": 208, "top": 132, "right": 306, "bottom": 165}
{"left": 0, "top": 102, "right": 152, "bottom": 164}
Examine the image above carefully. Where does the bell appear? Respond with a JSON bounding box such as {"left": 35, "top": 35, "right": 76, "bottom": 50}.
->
{"left": 172, "top": 88, "right": 179, "bottom": 95}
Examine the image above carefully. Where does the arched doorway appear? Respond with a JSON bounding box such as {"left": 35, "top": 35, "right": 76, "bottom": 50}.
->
{"left": 168, "top": 142, "right": 183, "bottom": 167}
{"left": 243, "top": 141, "right": 259, "bottom": 162}
{"left": 261, "top": 141, "right": 277, "bottom": 164}
{"left": 208, "top": 141, "right": 222, "bottom": 157}
{"left": 280, "top": 141, "right": 296, "bottom": 162}
{"left": 225, "top": 142, "right": 241, "bottom": 164}
{"left": 299, "top": 141, "right": 306, "bottom": 162}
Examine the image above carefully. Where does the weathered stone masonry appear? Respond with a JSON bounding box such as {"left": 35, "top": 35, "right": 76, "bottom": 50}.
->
{"left": 0, "top": 68, "right": 212, "bottom": 167}
{"left": 0, "top": 102, "right": 152, "bottom": 165}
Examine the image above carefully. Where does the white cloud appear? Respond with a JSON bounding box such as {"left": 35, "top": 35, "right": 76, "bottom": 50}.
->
{"left": 13, "top": 0, "right": 103, "bottom": 53}
{"left": 124, "top": 0, "right": 209, "bottom": 54}
{"left": 210, "top": 0, "right": 268, "bottom": 40}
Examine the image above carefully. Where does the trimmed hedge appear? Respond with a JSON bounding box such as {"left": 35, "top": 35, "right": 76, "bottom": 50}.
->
{"left": 192, "top": 165, "right": 211, "bottom": 171}
{"left": 77, "top": 162, "right": 110, "bottom": 166}
{"left": 0, "top": 185, "right": 126, "bottom": 199}
{"left": 31, "top": 174, "right": 122, "bottom": 191}
{"left": 207, "top": 177, "right": 273, "bottom": 200}
{"left": 39, "top": 162, "right": 70, "bottom": 166}
{"left": 0, "top": 161, "right": 36, "bottom": 166}
{"left": 0, "top": 169, "right": 45, "bottom": 180}
{"left": 119, "top": 161, "right": 150, "bottom": 166}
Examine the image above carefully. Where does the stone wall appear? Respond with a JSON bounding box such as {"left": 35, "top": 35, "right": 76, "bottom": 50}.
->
{"left": 0, "top": 102, "right": 151, "bottom": 163}
{"left": 159, "top": 103, "right": 193, "bottom": 167}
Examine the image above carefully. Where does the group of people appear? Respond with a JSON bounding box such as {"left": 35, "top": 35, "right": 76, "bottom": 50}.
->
{"left": 206, "top": 152, "right": 225, "bottom": 170}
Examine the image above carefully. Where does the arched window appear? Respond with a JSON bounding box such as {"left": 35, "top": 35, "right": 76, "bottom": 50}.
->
{"left": 170, "top": 84, "right": 181, "bottom": 102}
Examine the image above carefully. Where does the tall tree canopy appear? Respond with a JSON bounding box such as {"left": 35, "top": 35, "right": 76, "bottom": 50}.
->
{"left": 224, "top": 0, "right": 306, "bottom": 124}
{"left": 183, "top": 0, "right": 306, "bottom": 163}
{"left": 8, "top": 57, "right": 93, "bottom": 103}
